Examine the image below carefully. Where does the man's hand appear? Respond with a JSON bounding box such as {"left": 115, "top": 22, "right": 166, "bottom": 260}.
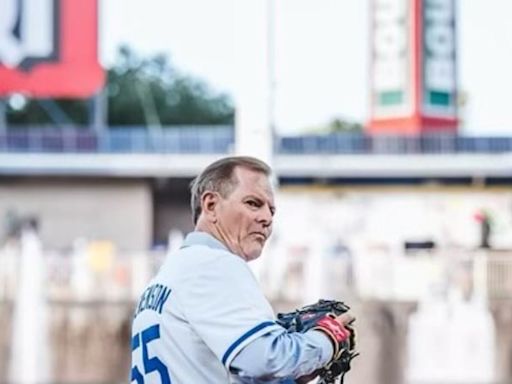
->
{"left": 335, "top": 312, "right": 355, "bottom": 327}
{"left": 335, "top": 312, "right": 356, "bottom": 351}
{"left": 313, "top": 311, "right": 356, "bottom": 361}
{"left": 276, "top": 299, "right": 358, "bottom": 383}
{"left": 295, "top": 314, "right": 354, "bottom": 384}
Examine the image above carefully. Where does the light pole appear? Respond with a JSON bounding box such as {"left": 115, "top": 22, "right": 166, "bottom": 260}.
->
{"left": 234, "top": 0, "right": 276, "bottom": 166}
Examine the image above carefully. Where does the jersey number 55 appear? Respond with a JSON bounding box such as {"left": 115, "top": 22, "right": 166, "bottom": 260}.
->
{"left": 131, "top": 324, "right": 171, "bottom": 384}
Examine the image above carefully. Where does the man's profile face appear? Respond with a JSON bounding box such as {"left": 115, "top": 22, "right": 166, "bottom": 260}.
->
{"left": 214, "top": 167, "right": 275, "bottom": 261}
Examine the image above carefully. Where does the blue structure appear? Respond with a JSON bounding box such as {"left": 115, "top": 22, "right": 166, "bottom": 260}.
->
{"left": 1, "top": 126, "right": 512, "bottom": 155}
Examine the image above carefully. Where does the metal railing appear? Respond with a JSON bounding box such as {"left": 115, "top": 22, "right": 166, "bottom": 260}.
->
{"left": 1, "top": 126, "right": 512, "bottom": 155}
{"left": 0, "top": 126, "right": 234, "bottom": 154}
{"left": 475, "top": 251, "right": 512, "bottom": 299}
{"left": 278, "top": 133, "right": 512, "bottom": 154}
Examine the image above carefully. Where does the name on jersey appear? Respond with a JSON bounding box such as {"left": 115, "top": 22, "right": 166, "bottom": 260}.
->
{"left": 134, "top": 283, "right": 171, "bottom": 318}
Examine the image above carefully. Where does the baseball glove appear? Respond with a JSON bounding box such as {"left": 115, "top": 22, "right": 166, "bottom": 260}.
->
{"left": 276, "top": 299, "right": 358, "bottom": 384}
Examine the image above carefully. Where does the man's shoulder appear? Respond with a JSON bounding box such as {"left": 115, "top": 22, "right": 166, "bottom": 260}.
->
{"left": 154, "top": 244, "right": 255, "bottom": 305}
{"left": 176, "top": 242, "right": 236, "bottom": 262}
{"left": 163, "top": 242, "right": 246, "bottom": 277}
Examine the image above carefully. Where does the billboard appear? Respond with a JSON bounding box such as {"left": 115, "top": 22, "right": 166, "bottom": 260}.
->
{"left": 422, "top": 0, "right": 457, "bottom": 116}
{"left": 0, "top": 0, "right": 104, "bottom": 98}
{"left": 371, "top": 0, "right": 412, "bottom": 118}
{"left": 369, "top": 0, "right": 458, "bottom": 134}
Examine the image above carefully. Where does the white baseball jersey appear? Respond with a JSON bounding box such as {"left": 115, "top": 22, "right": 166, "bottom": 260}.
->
{"left": 130, "top": 231, "right": 285, "bottom": 384}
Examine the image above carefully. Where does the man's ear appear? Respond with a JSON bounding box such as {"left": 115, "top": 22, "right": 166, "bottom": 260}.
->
{"left": 201, "top": 191, "right": 219, "bottom": 223}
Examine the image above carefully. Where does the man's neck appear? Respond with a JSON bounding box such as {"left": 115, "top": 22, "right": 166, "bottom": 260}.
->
{"left": 194, "top": 221, "right": 245, "bottom": 261}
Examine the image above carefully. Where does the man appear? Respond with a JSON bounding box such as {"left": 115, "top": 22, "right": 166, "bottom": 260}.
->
{"left": 131, "top": 156, "right": 354, "bottom": 383}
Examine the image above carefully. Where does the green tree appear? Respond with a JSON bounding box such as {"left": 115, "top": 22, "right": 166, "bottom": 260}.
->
{"left": 326, "top": 118, "right": 363, "bottom": 133}
{"left": 6, "top": 46, "right": 234, "bottom": 127}
{"left": 303, "top": 117, "right": 363, "bottom": 134}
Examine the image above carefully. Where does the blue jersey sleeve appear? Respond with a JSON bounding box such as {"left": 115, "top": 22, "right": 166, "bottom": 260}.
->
{"left": 230, "top": 329, "right": 333, "bottom": 381}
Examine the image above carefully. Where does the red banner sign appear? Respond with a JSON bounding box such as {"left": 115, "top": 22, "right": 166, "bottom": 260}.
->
{"left": 0, "top": 0, "right": 105, "bottom": 98}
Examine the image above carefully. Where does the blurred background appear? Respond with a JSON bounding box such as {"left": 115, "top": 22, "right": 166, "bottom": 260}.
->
{"left": 1, "top": 0, "right": 512, "bottom": 383}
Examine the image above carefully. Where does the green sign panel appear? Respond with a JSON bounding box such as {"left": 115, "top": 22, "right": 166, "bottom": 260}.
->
{"left": 422, "top": 0, "right": 457, "bottom": 116}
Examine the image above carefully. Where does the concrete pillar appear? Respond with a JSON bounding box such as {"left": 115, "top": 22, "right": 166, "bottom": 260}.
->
{"left": 350, "top": 300, "right": 416, "bottom": 384}
{"left": 0, "top": 302, "right": 13, "bottom": 383}
{"left": 490, "top": 301, "right": 512, "bottom": 382}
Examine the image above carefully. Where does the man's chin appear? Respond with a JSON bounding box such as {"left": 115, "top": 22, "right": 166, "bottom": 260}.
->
{"left": 244, "top": 247, "right": 263, "bottom": 262}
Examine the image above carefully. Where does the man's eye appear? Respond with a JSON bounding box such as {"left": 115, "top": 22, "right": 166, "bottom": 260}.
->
{"left": 247, "top": 200, "right": 258, "bottom": 207}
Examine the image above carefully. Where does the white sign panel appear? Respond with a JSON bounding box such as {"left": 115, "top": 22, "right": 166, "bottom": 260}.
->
{"left": 372, "top": 0, "right": 412, "bottom": 118}
{"left": 0, "top": 0, "right": 57, "bottom": 69}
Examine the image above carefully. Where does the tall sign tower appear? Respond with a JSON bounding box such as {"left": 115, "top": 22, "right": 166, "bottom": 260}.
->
{"left": 368, "top": 0, "right": 458, "bottom": 135}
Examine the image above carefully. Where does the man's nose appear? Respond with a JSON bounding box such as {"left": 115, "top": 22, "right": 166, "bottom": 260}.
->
{"left": 259, "top": 206, "right": 273, "bottom": 226}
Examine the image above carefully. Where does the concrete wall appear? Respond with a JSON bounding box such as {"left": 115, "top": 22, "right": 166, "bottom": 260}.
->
{"left": 0, "top": 302, "right": 132, "bottom": 384}
{"left": 2, "top": 298, "right": 511, "bottom": 384}
{"left": 0, "top": 178, "right": 152, "bottom": 251}
{"left": 152, "top": 178, "right": 194, "bottom": 245}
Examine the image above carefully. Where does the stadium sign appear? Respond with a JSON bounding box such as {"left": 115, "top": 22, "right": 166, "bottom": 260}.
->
{"left": 423, "top": 0, "right": 457, "bottom": 115}
{"left": 369, "top": 0, "right": 458, "bottom": 134}
{"left": 372, "top": 0, "right": 411, "bottom": 117}
{"left": 0, "top": 0, "right": 104, "bottom": 98}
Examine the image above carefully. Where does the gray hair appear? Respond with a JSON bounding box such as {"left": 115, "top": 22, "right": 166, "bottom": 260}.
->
{"left": 190, "top": 156, "right": 272, "bottom": 224}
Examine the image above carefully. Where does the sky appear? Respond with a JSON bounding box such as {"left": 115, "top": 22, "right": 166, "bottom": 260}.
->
{"left": 102, "top": 0, "right": 512, "bottom": 136}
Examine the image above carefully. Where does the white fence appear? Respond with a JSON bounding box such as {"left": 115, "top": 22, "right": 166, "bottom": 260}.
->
{"left": 354, "top": 248, "right": 512, "bottom": 302}
{"left": 0, "top": 242, "right": 166, "bottom": 303}
{"left": 1, "top": 241, "right": 512, "bottom": 304}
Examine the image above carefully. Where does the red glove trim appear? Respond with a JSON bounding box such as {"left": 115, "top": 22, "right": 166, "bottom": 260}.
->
{"left": 315, "top": 315, "right": 350, "bottom": 343}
